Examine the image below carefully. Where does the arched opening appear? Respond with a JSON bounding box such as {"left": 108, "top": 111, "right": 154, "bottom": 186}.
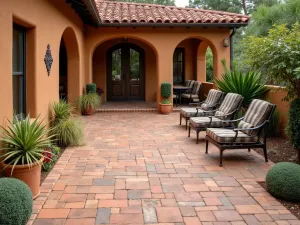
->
{"left": 59, "top": 27, "right": 80, "bottom": 103}
{"left": 206, "top": 47, "right": 214, "bottom": 83}
{"left": 172, "top": 38, "right": 217, "bottom": 104}
{"left": 92, "top": 38, "right": 157, "bottom": 103}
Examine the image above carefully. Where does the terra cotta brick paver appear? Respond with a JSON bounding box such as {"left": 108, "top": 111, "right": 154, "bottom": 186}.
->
{"left": 30, "top": 112, "right": 300, "bottom": 225}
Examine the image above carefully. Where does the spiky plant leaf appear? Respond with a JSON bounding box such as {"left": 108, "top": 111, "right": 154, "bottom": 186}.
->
{"left": 215, "top": 60, "right": 269, "bottom": 109}
{"left": 0, "top": 115, "right": 53, "bottom": 174}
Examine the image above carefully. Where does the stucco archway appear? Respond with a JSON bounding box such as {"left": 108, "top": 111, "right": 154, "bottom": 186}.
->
{"left": 59, "top": 27, "right": 80, "bottom": 103}
{"left": 172, "top": 37, "right": 218, "bottom": 84}
{"left": 92, "top": 37, "right": 157, "bottom": 103}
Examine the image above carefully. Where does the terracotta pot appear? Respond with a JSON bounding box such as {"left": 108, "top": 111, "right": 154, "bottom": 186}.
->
{"left": 83, "top": 107, "right": 95, "bottom": 115}
{"left": 1, "top": 157, "right": 43, "bottom": 199}
{"left": 159, "top": 103, "right": 172, "bottom": 114}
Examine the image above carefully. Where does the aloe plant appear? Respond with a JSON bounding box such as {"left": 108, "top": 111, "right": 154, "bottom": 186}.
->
{"left": 0, "top": 116, "right": 52, "bottom": 173}
{"left": 215, "top": 60, "right": 269, "bottom": 108}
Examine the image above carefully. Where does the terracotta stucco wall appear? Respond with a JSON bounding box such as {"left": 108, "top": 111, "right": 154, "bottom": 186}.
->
{"left": 93, "top": 38, "right": 157, "bottom": 102}
{"left": 0, "top": 0, "right": 85, "bottom": 126}
{"left": 84, "top": 26, "right": 231, "bottom": 104}
{"left": 265, "top": 86, "right": 290, "bottom": 136}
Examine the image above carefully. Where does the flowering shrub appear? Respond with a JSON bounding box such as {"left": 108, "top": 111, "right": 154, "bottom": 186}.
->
{"left": 42, "top": 145, "right": 61, "bottom": 172}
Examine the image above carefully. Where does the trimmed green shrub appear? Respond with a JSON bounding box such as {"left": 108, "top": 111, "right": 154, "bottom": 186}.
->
{"left": 0, "top": 178, "right": 33, "bottom": 225}
{"left": 50, "top": 117, "right": 83, "bottom": 147}
{"left": 161, "top": 83, "right": 171, "bottom": 99}
{"left": 86, "top": 83, "right": 97, "bottom": 94}
{"left": 286, "top": 98, "right": 300, "bottom": 162}
{"left": 266, "top": 162, "right": 300, "bottom": 202}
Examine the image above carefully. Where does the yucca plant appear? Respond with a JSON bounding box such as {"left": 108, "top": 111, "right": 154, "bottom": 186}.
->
{"left": 215, "top": 60, "right": 269, "bottom": 109}
{"left": 0, "top": 116, "right": 52, "bottom": 173}
{"left": 78, "top": 93, "right": 101, "bottom": 115}
{"left": 50, "top": 117, "right": 83, "bottom": 146}
{"left": 52, "top": 100, "right": 75, "bottom": 123}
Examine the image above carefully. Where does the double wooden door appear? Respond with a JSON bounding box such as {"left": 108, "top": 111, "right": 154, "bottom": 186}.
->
{"left": 107, "top": 44, "right": 145, "bottom": 101}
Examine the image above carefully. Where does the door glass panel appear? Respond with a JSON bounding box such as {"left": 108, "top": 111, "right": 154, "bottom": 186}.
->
{"left": 112, "top": 48, "right": 122, "bottom": 81}
{"left": 130, "top": 49, "right": 140, "bottom": 81}
{"left": 13, "top": 28, "right": 24, "bottom": 73}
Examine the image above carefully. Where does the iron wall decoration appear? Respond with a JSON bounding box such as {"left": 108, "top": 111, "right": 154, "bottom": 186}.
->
{"left": 44, "top": 44, "right": 53, "bottom": 76}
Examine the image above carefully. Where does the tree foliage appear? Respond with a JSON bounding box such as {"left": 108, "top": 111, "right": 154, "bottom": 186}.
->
{"left": 244, "top": 23, "right": 300, "bottom": 101}
{"left": 109, "top": 0, "right": 175, "bottom": 5}
{"left": 188, "top": 0, "right": 279, "bottom": 15}
{"left": 247, "top": 0, "right": 300, "bottom": 36}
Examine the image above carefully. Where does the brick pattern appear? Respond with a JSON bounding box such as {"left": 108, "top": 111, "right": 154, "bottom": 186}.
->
{"left": 29, "top": 112, "right": 300, "bottom": 225}
{"left": 95, "top": 1, "right": 250, "bottom": 25}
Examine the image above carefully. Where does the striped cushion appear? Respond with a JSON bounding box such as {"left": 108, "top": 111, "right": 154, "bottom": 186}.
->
{"left": 189, "top": 80, "right": 195, "bottom": 89}
{"left": 185, "top": 80, "right": 191, "bottom": 87}
{"left": 207, "top": 128, "right": 257, "bottom": 144}
{"left": 238, "top": 99, "right": 273, "bottom": 136}
{"left": 180, "top": 108, "right": 215, "bottom": 117}
{"left": 204, "top": 89, "right": 223, "bottom": 108}
{"left": 182, "top": 94, "right": 199, "bottom": 99}
{"left": 191, "top": 81, "right": 202, "bottom": 95}
{"left": 190, "top": 117, "right": 224, "bottom": 128}
{"left": 201, "top": 103, "right": 210, "bottom": 110}
{"left": 214, "top": 93, "right": 243, "bottom": 120}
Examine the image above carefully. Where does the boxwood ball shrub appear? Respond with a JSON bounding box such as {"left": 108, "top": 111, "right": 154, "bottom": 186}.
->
{"left": 0, "top": 178, "right": 33, "bottom": 225}
{"left": 161, "top": 83, "right": 171, "bottom": 99}
{"left": 86, "top": 83, "right": 97, "bottom": 94}
{"left": 266, "top": 162, "right": 300, "bottom": 202}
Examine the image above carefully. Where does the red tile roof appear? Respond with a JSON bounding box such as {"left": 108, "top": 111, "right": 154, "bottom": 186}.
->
{"left": 94, "top": 0, "right": 250, "bottom": 26}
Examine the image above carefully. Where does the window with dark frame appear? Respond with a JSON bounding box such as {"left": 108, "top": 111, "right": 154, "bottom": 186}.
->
{"left": 173, "top": 48, "right": 185, "bottom": 85}
{"left": 12, "top": 24, "right": 26, "bottom": 117}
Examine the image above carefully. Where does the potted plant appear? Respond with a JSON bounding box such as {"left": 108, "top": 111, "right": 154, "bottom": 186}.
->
{"left": 78, "top": 93, "right": 101, "bottom": 115}
{"left": 159, "top": 83, "right": 172, "bottom": 114}
{"left": 0, "top": 116, "right": 52, "bottom": 199}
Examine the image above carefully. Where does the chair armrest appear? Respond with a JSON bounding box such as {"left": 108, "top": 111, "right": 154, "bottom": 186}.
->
{"left": 233, "top": 120, "right": 268, "bottom": 132}
{"left": 221, "top": 117, "right": 244, "bottom": 124}
{"left": 189, "top": 101, "right": 205, "bottom": 107}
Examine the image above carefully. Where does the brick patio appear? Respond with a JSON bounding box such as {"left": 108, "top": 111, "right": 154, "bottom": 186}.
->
{"left": 29, "top": 112, "right": 300, "bottom": 225}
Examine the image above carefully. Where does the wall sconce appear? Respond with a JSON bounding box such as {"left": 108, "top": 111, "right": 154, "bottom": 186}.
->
{"left": 223, "top": 38, "right": 230, "bottom": 47}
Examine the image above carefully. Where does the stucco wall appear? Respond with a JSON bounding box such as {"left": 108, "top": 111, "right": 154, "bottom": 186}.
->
{"left": 265, "top": 86, "right": 290, "bottom": 136}
{"left": 0, "top": 0, "right": 85, "bottom": 126}
{"left": 85, "top": 26, "right": 231, "bottom": 104}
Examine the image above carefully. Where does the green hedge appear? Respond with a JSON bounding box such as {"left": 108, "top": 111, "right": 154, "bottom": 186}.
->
{"left": 286, "top": 98, "right": 300, "bottom": 150}
{"left": 266, "top": 162, "right": 300, "bottom": 202}
{"left": 161, "top": 83, "right": 171, "bottom": 99}
{"left": 86, "top": 83, "right": 97, "bottom": 94}
{"left": 0, "top": 178, "right": 33, "bottom": 225}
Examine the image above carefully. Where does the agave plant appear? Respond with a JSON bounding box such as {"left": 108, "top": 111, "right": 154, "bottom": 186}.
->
{"left": 52, "top": 100, "right": 75, "bottom": 123}
{"left": 0, "top": 116, "right": 52, "bottom": 172}
{"left": 77, "top": 93, "right": 101, "bottom": 114}
{"left": 215, "top": 60, "right": 269, "bottom": 109}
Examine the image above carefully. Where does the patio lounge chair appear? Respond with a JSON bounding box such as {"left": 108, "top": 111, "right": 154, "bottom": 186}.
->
{"left": 188, "top": 93, "right": 244, "bottom": 144}
{"left": 181, "top": 81, "right": 202, "bottom": 103}
{"left": 205, "top": 99, "right": 276, "bottom": 167}
{"left": 180, "top": 89, "right": 224, "bottom": 129}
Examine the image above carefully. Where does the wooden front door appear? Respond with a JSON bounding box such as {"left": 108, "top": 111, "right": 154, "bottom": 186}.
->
{"left": 107, "top": 44, "right": 145, "bottom": 101}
